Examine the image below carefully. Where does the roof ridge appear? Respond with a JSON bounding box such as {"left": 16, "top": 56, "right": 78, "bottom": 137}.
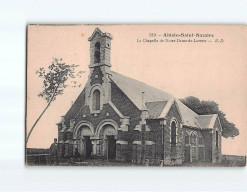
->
{"left": 110, "top": 79, "right": 140, "bottom": 110}
{"left": 110, "top": 70, "right": 202, "bottom": 128}
{"left": 176, "top": 99, "right": 199, "bottom": 116}
{"left": 110, "top": 71, "right": 173, "bottom": 97}
{"left": 209, "top": 114, "right": 218, "bottom": 128}
{"left": 145, "top": 100, "right": 168, "bottom": 104}
{"left": 193, "top": 117, "right": 202, "bottom": 129}
{"left": 197, "top": 114, "right": 217, "bottom": 117}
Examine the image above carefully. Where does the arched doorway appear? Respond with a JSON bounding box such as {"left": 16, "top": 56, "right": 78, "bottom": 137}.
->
{"left": 98, "top": 124, "right": 117, "bottom": 159}
{"left": 76, "top": 125, "right": 93, "bottom": 158}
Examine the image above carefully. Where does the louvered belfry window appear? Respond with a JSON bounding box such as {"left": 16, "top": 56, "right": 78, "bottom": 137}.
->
{"left": 94, "top": 42, "right": 100, "bottom": 63}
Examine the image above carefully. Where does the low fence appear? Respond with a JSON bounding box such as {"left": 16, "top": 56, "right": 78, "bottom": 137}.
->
{"left": 222, "top": 155, "right": 246, "bottom": 167}
{"left": 26, "top": 148, "right": 52, "bottom": 165}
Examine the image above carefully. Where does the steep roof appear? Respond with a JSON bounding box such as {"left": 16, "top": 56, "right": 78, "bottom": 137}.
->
{"left": 109, "top": 70, "right": 215, "bottom": 129}
{"left": 145, "top": 101, "right": 168, "bottom": 118}
{"left": 176, "top": 99, "right": 200, "bottom": 128}
{"left": 110, "top": 71, "right": 173, "bottom": 109}
{"left": 195, "top": 114, "right": 218, "bottom": 129}
{"left": 88, "top": 28, "right": 113, "bottom": 41}
{"left": 64, "top": 89, "right": 86, "bottom": 125}
{"left": 61, "top": 69, "right": 218, "bottom": 130}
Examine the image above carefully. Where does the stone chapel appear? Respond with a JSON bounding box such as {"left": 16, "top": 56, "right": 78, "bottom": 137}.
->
{"left": 56, "top": 28, "right": 222, "bottom": 165}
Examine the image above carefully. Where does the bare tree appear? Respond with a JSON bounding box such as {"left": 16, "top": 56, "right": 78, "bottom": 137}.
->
{"left": 26, "top": 58, "right": 84, "bottom": 143}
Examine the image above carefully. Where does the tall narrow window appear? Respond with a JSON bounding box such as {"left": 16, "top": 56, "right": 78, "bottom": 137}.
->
{"left": 94, "top": 42, "right": 100, "bottom": 63}
{"left": 93, "top": 89, "right": 100, "bottom": 110}
{"left": 170, "top": 121, "right": 177, "bottom": 157}
{"left": 171, "top": 121, "right": 177, "bottom": 145}
{"left": 216, "top": 131, "right": 219, "bottom": 148}
{"left": 190, "top": 133, "right": 197, "bottom": 146}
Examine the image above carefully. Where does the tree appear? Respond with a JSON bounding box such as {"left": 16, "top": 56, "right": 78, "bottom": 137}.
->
{"left": 180, "top": 96, "right": 239, "bottom": 138}
{"left": 26, "top": 58, "right": 84, "bottom": 143}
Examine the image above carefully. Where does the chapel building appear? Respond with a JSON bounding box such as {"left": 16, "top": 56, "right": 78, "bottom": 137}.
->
{"left": 56, "top": 28, "right": 222, "bottom": 165}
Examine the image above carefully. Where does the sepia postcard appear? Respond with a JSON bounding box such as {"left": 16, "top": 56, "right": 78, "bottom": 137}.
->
{"left": 26, "top": 25, "right": 247, "bottom": 167}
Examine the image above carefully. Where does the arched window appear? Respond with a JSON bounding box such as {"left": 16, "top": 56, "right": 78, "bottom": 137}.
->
{"left": 185, "top": 133, "right": 190, "bottom": 144}
{"left": 190, "top": 132, "right": 197, "bottom": 146}
{"left": 76, "top": 125, "right": 92, "bottom": 139}
{"left": 93, "top": 89, "right": 100, "bottom": 110}
{"left": 171, "top": 121, "right": 177, "bottom": 145}
{"left": 94, "top": 42, "right": 100, "bottom": 63}
{"left": 216, "top": 131, "right": 219, "bottom": 148}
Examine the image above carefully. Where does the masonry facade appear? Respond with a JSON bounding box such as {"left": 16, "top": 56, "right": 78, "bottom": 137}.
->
{"left": 56, "top": 28, "right": 223, "bottom": 165}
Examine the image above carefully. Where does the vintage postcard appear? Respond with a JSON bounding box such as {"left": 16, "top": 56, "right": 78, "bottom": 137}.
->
{"left": 26, "top": 25, "right": 247, "bottom": 167}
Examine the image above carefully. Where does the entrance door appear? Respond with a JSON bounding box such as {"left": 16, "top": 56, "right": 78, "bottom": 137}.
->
{"left": 107, "top": 135, "right": 116, "bottom": 159}
{"left": 84, "top": 136, "right": 92, "bottom": 158}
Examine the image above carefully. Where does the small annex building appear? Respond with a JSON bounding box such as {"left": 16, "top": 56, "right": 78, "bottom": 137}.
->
{"left": 56, "top": 28, "right": 223, "bottom": 165}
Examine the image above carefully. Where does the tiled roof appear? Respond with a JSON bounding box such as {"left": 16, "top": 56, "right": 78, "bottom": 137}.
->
{"left": 64, "top": 89, "right": 86, "bottom": 124}
{"left": 145, "top": 101, "right": 168, "bottom": 118}
{"left": 195, "top": 114, "right": 218, "bottom": 129}
{"left": 110, "top": 70, "right": 217, "bottom": 129}
{"left": 176, "top": 99, "right": 200, "bottom": 128}
{"left": 110, "top": 71, "right": 200, "bottom": 127}
{"left": 62, "top": 69, "right": 218, "bottom": 130}
{"left": 110, "top": 71, "right": 174, "bottom": 109}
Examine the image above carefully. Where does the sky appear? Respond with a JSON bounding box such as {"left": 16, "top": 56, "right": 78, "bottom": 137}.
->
{"left": 27, "top": 25, "right": 247, "bottom": 155}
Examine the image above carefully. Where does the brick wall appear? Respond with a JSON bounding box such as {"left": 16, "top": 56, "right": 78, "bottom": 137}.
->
{"left": 212, "top": 117, "right": 223, "bottom": 163}
{"left": 64, "top": 89, "right": 86, "bottom": 127}
{"left": 201, "top": 130, "right": 212, "bottom": 163}
{"left": 90, "top": 66, "right": 103, "bottom": 85}
{"left": 146, "top": 119, "right": 163, "bottom": 165}
{"left": 111, "top": 81, "right": 142, "bottom": 161}
{"left": 132, "top": 102, "right": 184, "bottom": 166}
{"left": 163, "top": 103, "right": 183, "bottom": 165}
{"left": 74, "top": 104, "right": 121, "bottom": 129}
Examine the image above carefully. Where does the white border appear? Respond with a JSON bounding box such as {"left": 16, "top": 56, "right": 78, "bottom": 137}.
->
{"left": 0, "top": 0, "right": 247, "bottom": 192}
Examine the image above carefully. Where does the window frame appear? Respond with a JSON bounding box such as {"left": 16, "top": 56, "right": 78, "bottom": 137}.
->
{"left": 92, "top": 89, "right": 100, "bottom": 111}
{"left": 94, "top": 42, "right": 101, "bottom": 63}
{"left": 190, "top": 132, "right": 197, "bottom": 146}
{"left": 169, "top": 118, "right": 178, "bottom": 145}
{"left": 185, "top": 135, "right": 190, "bottom": 144}
{"left": 216, "top": 130, "right": 219, "bottom": 148}
{"left": 89, "top": 85, "right": 103, "bottom": 113}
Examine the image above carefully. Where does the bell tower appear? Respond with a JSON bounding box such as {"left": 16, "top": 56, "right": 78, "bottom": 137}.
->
{"left": 88, "top": 28, "right": 113, "bottom": 68}
{"left": 85, "top": 28, "right": 113, "bottom": 113}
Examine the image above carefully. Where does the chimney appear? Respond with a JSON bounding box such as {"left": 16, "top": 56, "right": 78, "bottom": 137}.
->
{"left": 141, "top": 92, "right": 148, "bottom": 124}
{"left": 142, "top": 92, "right": 147, "bottom": 110}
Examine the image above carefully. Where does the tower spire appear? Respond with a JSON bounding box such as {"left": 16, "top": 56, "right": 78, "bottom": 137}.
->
{"left": 88, "top": 28, "right": 113, "bottom": 68}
